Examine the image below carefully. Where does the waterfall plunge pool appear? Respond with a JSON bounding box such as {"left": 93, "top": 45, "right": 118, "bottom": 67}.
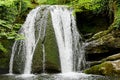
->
{"left": 0, "top": 73, "right": 118, "bottom": 80}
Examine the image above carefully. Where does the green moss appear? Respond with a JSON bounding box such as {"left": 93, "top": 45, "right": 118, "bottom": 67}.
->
{"left": 45, "top": 13, "right": 60, "bottom": 72}
{"left": 84, "top": 61, "right": 114, "bottom": 76}
{"left": 84, "top": 64, "right": 101, "bottom": 75}
{"left": 87, "top": 30, "right": 109, "bottom": 41}
{"left": 32, "top": 39, "right": 43, "bottom": 73}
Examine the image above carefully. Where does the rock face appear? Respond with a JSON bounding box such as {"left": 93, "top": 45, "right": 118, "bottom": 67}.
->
{"left": 85, "top": 30, "right": 120, "bottom": 61}
{"left": 84, "top": 30, "right": 120, "bottom": 75}
{"left": 82, "top": 0, "right": 120, "bottom": 73}
{"left": 32, "top": 15, "right": 60, "bottom": 73}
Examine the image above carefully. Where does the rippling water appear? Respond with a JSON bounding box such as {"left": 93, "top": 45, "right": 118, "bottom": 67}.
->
{"left": 0, "top": 73, "right": 119, "bottom": 80}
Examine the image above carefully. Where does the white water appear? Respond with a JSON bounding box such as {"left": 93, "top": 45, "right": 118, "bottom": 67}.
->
{"left": 9, "top": 6, "right": 49, "bottom": 74}
{"left": 9, "top": 5, "right": 85, "bottom": 74}
{"left": 9, "top": 41, "right": 17, "bottom": 74}
{"left": 22, "top": 7, "right": 40, "bottom": 74}
{"left": 56, "top": 72, "right": 90, "bottom": 79}
{"left": 50, "top": 6, "right": 85, "bottom": 73}
{"left": 42, "top": 44, "right": 46, "bottom": 73}
{"left": 50, "top": 6, "right": 73, "bottom": 73}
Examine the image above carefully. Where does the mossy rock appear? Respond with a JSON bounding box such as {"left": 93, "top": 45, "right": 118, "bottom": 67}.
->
{"left": 84, "top": 61, "right": 114, "bottom": 76}
{"left": 32, "top": 13, "right": 60, "bottom": 73}
{"left": 84, "top": 60, "right": 120, "bottom": 76}
{"left": 86, "top": 30, "right": 120, "bottom": 54}
{"left": 44, "top": 18, "right": 60, "bottom": 73}
{"left": 32, "top": 25, "right": 60, "bottom": 73}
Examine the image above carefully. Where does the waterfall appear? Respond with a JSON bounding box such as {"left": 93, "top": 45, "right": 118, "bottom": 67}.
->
{"left": 50, "top": 6, "right": 85, "bottom": 73}
{"left": 9, "top": 5, "right": 86, "bottom": 74}
{"left": 9, "top": 6, "right": 49, "bottom": 74}
{"left": 9, "top": 41, "right": 18, "bottom": 74}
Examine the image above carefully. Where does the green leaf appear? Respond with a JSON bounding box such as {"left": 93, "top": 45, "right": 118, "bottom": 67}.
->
{"left": 0, "top": 42, "right": 7, "bottom": 53}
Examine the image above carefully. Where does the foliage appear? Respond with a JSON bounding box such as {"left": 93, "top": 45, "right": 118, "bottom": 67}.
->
{"left": 37, "top": 0, "right": 57, "bottom": 4}
{"left": 0, "top": 0, "right": 26, "bottom": 52}
{"left": 0, "top": 42, "right": 7, "bottom": 53}
{"left": 0, "top": 0, "right": 17, "bottom": 22}
{"left": 0, "top": 0, "right": 26, "bottom": 39}
{"left": 28, "top": 0, "right": 71, "bottom": 5}
{"left": 71, "top": 0, "right": 113, "bottom": 13}
{"left": 0, "top": 20, "right": 24, "bottom": 40}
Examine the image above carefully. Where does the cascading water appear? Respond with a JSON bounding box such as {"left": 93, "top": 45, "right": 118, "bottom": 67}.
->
{"left": 9, "top": 5, "right": 86, "bottom": 74}
{"left": 50, "top": 6, "right": 85, "bottom": 73}
{"left": 9, "top": 6, "right": 49, "bottom": 74}
{"left": 9, "top": 41, "right": 18, "bottom": 74}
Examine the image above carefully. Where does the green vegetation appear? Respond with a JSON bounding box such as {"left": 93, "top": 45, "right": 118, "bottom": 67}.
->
{"left": 23, "top": 0, "right": 72, "bottom": 5}
{"left": 71, "top": 0, "right": 106, "bottom": 12}
{"left": 0, "top": 0, "right": 27, "bottom": 52}
{"left": 0, "top": 42, "right": 7, "bottom": 53}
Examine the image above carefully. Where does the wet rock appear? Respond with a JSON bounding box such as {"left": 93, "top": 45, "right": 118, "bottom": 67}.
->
{"left": 32, "top": 13, "right": 60, "bottom": 73}
{"left": 84, "top": 60, "right": 120, "bottom": 76}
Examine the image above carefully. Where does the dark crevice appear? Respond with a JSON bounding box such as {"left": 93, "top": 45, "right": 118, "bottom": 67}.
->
{"left": 86, "top": 48, "right": 120, "bottom": 61}
{"left": 76, "top": 10, "right": 114, "bottom": 40}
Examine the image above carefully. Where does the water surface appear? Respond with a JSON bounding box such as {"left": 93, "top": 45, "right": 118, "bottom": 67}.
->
{"left": 0, "top": 73, "right": 119, "bottom": 80}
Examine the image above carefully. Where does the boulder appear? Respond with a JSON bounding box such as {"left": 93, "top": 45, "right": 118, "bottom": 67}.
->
{"left": 84, "top": 30, "right": 120, "bottom": 76}
{"left": 84, "top": 60, "right": 120, "bottom": 76}
{"left": 32, "top": 14, "right": 60, "bottom": 73}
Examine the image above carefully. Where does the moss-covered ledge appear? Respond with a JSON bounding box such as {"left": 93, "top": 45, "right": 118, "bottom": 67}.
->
{"left": 84, "top": 60, "right": 120, "bottom": 76}
{"left": 85, "top": 30, "right": 120, "bottom": 61}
